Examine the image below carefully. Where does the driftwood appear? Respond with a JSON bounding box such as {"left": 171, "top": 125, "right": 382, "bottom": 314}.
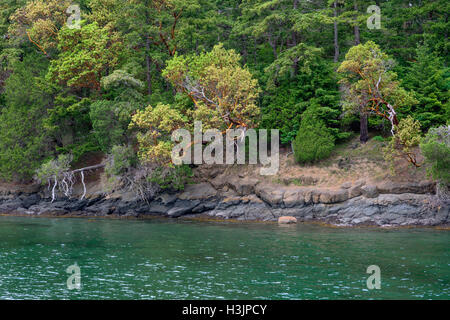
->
{"left": 48, "top": 163, "right": 105, "bottom": 202}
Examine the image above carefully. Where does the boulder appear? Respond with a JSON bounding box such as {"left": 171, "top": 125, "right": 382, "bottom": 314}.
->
{"left": 354, "top": 179, "right": 366, "bottom": 187}
{"left": 210, "top": 174, "right": 228, "bottom": 189}
{"left": 376, "top": 181, "right": 436, "bottom": 195}
{"left": 348, "top": 185, "right": 363, "bottom": 198}
{"left": 319, "top": 189, "right": 349, "bottom": 204}
{"left": 278, "top": 216, "right": 297, "bottom": 224}
{"left": 167, "top": 200, "right": 200, "bottom": 217}
{"left": 255, "top": 184, "right": 285, "bottom": 206}
{"left": 361, "top": 185, "right": 379, "bottom": 198}
{"left": 227, "top": 177, "right": 259, "bottom": 196}
{"left": 340, "top": 182, "right": 352, "bottom": 189}
{"left": 21, "top": 194, "right": 41, "bottom": 209}
{"left": 179, "top": 183, "right": 217, "bottom": 200}
{"left": 283, "top": 189, "right": 305, "bottom": 208}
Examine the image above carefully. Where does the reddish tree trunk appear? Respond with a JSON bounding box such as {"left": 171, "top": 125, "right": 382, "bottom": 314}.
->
{"left": 360, "top": 113, "right": 369, "bottom": 143}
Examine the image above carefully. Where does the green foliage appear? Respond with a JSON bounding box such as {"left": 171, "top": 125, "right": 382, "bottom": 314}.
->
{"left": 293, "top": 106, "right": 335, "bottom": 164}
{"left": 383, "top": 116, "right": 422, "bottom": 173}
{"left": 262, "top": 45, "right": 345, "bottom": 144}
{"left": 0, "top": 54, "right": 51, "bottom": 181}
{"left": 420, "top": 126, "right": 450, "bottom": 184}
{"left": 105, "top": 145, "right": 137, "bottom": 177}
{"left": 0, "top": 0, "right": 448, "bottom": 187}
{"left": 148, "top": 165, "right": 193, "bottom": 191}
{"left": 372, "top": 135, "right": 385, "bottom": 142}
{"left": 47, "top": 22, "right": 122, "bottom": 90}
{"left": 163, "top": 43, "right": 261, "bottom": 131}
{"left": 35, "top": 153, "right": 72, "bottom": 184}
{"left": 402, "top": 42, "right": 450, "bottom": 131}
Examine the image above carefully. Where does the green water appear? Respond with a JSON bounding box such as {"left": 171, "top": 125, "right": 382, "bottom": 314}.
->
{"left": 0, "top": 216, "right": 448, "bottom": 300}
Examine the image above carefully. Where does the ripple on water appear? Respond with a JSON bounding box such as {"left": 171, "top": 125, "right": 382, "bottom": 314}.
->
{"left": 0, "top": 216, "right": 448, "bottom": 299}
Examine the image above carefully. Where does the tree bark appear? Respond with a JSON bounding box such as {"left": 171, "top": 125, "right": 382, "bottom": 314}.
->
{"left": 354, "top": 1, "right": 360, "bottom": 45}
{"left": 145, "top": 38, "right": 152, "bottom": 96}
{"left": 360, "top": 112, "right": 369, "bottom": 143}
{"left": 333, "top": 1, "right": 339, "bottom": 62}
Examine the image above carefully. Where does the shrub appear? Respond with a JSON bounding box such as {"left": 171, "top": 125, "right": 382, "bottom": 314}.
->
{"left": 420, "top": 125, "right": 450, "bottom": 185}
{"left": 372, "top": 135, "right": 385, "bottom": 142}
{"left": 383, "top": 116, "right": 422, "bottom": 173}
{"left": 293, "top": 108, "right": 335, "bottom": 164}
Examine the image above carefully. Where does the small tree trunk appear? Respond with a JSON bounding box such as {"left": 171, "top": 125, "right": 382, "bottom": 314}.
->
{"left": 333, "top": 1, "right": 339, "bottom": 63}
{"left": 354, "top": 1, "right": 361, "bottom": 45}
{"left": 145, "top": 37, "right": 152, "bottom": 96}
{"left": 360, "top": 113, "right": 369, "bottom": 143}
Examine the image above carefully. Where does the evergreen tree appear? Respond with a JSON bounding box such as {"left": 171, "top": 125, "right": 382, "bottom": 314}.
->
{"left": 293, "top": 106, "right": 335, "bottom": 164}
{"left": 403, "top": 42, "right": 450, "bottom": 131}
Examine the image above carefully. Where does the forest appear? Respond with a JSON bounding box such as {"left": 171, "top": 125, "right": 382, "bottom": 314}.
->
{"left": 0, "top": 0, "right": 448, "bottom": 199}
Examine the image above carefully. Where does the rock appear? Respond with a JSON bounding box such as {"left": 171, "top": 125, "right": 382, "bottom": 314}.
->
{"left": 192, "top": 202, "right": 217, "bottom": 213}
{"left": 210, "top": 174, "right": 228, "bottom": 189}
{"left": 64, "top": 199, "right": 88, "bottom": 212}
{"left": 255, "top": 184, "right": 285, "bottom": 206}
{"left": 354, "top": 179, "right": 366, "bottom": 188}
{"left": 348, "top": 185, "right": 363, "bottom": 198}
{"left": 340, "top": 182, "right": 352, "bottom": 189}
{"left": 377, "top": 181, "right": 436, "bottom": 195}
{"left": 227, "top": 177, "right": 259, "bottom": 196}
{"left": 167, "top": 200, "right": 200, "bottom": 217}
{"left": 303, "top": 189, "right": 315, "bottom": 204}
{"left": 179, "top": 183, "right": 217, "bottom": 200}
{"left": 278, "top": 216, "right": 297, "bottom": 224}
{"left": 361, "top": 185, "right": 379, "bottom": 198}
{"left": 21, "top": 194, "right": 41, "bottom": 209}
{"left": 217, "top": 197, "right": 241, "bottom": 209}
{"left": 319, "top": 189, "right": 349, "bottom": 204}
{"left": 283, "top": 189, "right": 305, "bottom": 208}
{"left": 0, "top": 200, "right": 23, "bottom": 213}
{"left": 156, "top": 193, "right": 178, "bottom": 205}
{"left": 351, "top": 216, "right": 372, "bottom": 225}
{"left": 146, "top": 203, "right": 170, "bottom": 215}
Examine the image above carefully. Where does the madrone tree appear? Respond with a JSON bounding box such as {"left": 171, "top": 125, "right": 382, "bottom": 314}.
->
{"left": 129, "top": 44, "right": 261, "bottom": 189}
{"left": 337, "top": 41, "right": 416, "bottom": 143}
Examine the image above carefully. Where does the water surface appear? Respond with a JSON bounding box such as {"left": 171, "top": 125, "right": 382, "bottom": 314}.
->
{"left": 0, "top": 216, "right": 448, "bottom": 299}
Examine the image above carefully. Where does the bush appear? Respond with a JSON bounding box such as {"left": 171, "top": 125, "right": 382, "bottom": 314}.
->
{"left": 105, "top": 145, "right": 137, "bottom": 177}
{"left": 420, "top": 125, "right": 450, "bottom": 184}
{"left": 293, "top": 108, "right": 335, "bottom": 164}
{"left": 35, "top": 154, "right": 73, "bottom": 184}
{"left": 372, "top": 135, "right": 385, "bottom": 142}
{"left": 383, "top": 116, "right": 422, "bottom": 173}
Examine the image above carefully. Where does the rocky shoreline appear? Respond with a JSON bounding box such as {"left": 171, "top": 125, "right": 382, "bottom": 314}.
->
{"left": 0, "top": 177, "right": 449, "bottom": 227}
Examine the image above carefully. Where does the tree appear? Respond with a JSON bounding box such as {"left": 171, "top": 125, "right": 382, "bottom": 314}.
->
{"left": 383, "top": 116, "right": 422, "bottom": 171}
{"left": 293, "top": 106, "right": 335, "bottom": 164}
{"left": 262, "top": 44, "right": 344, "bottom": 144}
{"left": 90, "top": 70, "right": 144, "bottom": 152}
{"left": 46, "top": 22, "right": 122, "bottom": 91}
{"left": 403, "top": 42, "right": 449, "bottom": 131}
{"left": 0, "top": 54, "right": 52, "bottom": 181}
{"left": 420, "top": 125, "right": 450, "bottom": 187}
{"left": 337, "top": 41, "right": 416, "bottom": 143}
{"left": 163, "top": 43, "right": 261, "bottom": 131}
{"left": 9, "top": 0, "right": 72, "bottom": 56}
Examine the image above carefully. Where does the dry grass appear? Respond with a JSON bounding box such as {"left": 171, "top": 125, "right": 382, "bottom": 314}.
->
{"left": 210, "top": 135, "right": 429, "bottom": 188}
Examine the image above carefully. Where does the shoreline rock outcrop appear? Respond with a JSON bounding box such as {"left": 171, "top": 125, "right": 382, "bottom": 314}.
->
{"left": 0, "top": 179, "right": 448, "bottom": 227}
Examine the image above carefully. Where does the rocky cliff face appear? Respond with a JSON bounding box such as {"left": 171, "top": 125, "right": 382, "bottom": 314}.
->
{"left": 0, "top": 178, "right": 448, "bottom": 227}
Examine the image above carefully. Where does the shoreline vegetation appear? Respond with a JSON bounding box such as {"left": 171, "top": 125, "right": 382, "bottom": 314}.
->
{"left": 1, "top": 143, "right": 448, "bottom": 228}
{"left": 0, "top": 1, "right": 448, "bottom": 226}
